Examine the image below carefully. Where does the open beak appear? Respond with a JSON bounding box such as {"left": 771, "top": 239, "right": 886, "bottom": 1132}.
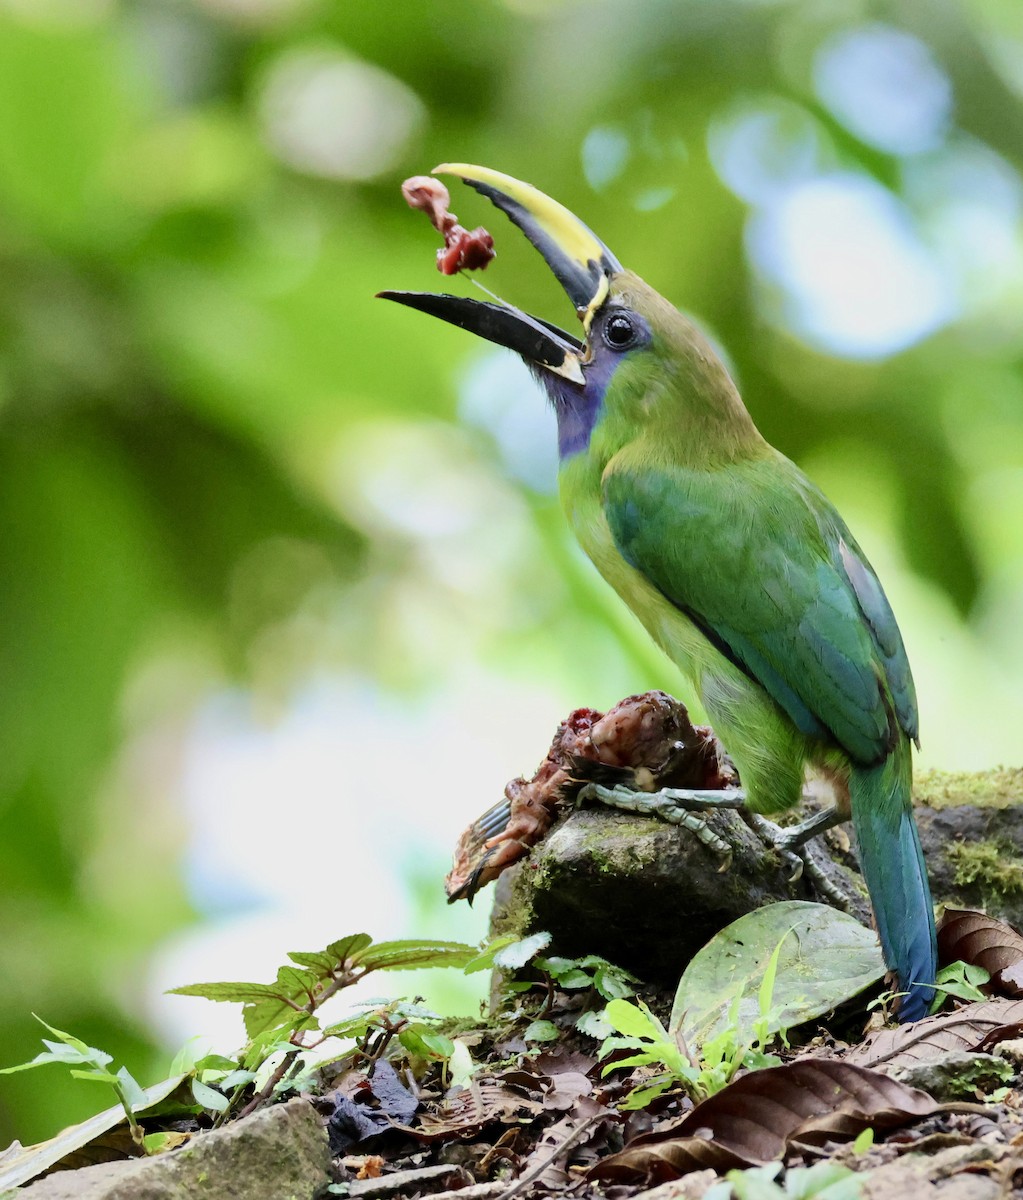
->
{"left": 377, "top": 164, "right": 621, "bottom": 386}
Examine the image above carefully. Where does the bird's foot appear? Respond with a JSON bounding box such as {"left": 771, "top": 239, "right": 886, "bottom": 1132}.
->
{"left": 745, "top": 812, "right": 856, "bottom": 911}
{"left": 576, "top": 782, "right": 744, "bottom": 860}
{"left": 766, "top": 805, "right": 844, "bottom": 854}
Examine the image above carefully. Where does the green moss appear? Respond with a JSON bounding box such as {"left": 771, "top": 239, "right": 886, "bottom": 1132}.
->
{"left": 946, "top": 839, "right": 1023, "bottom": 895}
{"left": 914, "top": 767, "right": 1023, "bottom": 811}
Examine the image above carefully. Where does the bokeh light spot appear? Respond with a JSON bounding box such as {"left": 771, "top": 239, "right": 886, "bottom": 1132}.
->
{"left": 813, "top": 24, "right": 952, "bottom": 156}
{"left": 260, "top": 48, "right": 424, "bottom": 181}
{"left": 747, "top": 173, "right": 955, "bottom": 358}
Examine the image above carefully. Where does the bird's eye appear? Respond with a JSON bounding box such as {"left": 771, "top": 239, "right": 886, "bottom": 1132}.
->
{"left": 603, "top": 312, "right": 638, "bottom": 350}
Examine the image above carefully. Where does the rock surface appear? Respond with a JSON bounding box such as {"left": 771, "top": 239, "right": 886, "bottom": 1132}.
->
{"left": 489, "top": 769, "right": 1023, "bottom": 985}
{"left": 17, "top": 1098, "right": 332, "bottom": 1200}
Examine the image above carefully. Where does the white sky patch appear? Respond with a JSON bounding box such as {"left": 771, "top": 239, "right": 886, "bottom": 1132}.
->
{"left": 813, "top": 24, "right": 952, "bottom": 156}
{"left": 747, "top": 173, "right": 956, "bottom": 359}
{"left": 147, "top": 671, "right": 565, "bottom": 1049}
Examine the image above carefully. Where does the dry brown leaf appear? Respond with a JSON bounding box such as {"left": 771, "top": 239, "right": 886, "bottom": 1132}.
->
{"left": 846, "top": 999, "right": 1023, "bottom": 1071}
{"left": 403, "top": 1081, "right": 544, "bottom": 1141}
{"left": 588, "top": 1060, "right": 936, "bottom": 1184}
{"left": 938, "top": 908, "right": 1023, "bottom": 996}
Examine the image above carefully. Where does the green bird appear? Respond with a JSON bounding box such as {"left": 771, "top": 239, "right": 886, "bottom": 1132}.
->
{"left": 380, "top": 164, "right": 937, "bottom": 1021}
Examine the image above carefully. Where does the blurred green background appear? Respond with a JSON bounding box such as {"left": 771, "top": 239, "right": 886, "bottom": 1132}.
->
{"left": 2, "top": 0, "right": 1022, "bottom": 1145}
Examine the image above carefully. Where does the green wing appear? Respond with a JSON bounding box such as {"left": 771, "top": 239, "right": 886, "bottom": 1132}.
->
{"left": 603, "top": 454, "right": 917, "bottom": 766}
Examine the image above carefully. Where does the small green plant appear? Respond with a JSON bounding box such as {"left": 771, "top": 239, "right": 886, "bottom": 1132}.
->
{"left": 600, "top": 930, "right": 787, "bottom": 1108}
{"left": 0, "top": 1017, "right": 154, "bottom": 1153}
{"left": 704, "top": 1161, "right": 865, "bottom": 1200}
{"left": 480, "top": 933, "right": 638, "bottom": 1039}
{"left": 171, "top": 933, "right": 483, "bottom": 1118}
{"left": 930, "top": 960, "right": 990, "bottom": 1010}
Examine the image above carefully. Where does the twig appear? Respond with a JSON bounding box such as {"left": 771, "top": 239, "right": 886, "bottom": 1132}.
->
{"left": 496, "top": 1113, "right": 602, "bottom": 1200}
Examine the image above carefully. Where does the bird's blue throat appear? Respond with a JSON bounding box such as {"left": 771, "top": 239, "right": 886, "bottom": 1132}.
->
{"left": 536, "top": 353, "right": 619, "bottom": 460}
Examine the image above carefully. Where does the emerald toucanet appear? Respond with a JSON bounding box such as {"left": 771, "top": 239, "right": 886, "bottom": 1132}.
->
{"left": 380, "top": 165, "right": 937, "bottom": 1022}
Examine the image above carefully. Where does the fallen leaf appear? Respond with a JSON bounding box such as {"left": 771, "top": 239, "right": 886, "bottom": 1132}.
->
{"left": 938, "top": 909, "right": 1023, "bottom": 996}
{"left": 542, "top": 1071, "right": 592, "bottom": 1111}
{"left": 589, "top": 1059, "right": 935, "bottom": 1184}
{"left": 404, "top": 1081, "right": 545, "bottom": 1141}
{"left": 846, "top": 999, "right": 1023, "bottom": 1071}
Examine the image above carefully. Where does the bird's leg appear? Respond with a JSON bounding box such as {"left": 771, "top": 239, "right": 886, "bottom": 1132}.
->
{"left": 580, "top": 781, "right": 859, "bottom": 908}
{"left": 767, "top": 804, "right": 844, "bottom": 853}
{"left": 745, "top": 810, "right": 860, "bottom": 912}
{"left": 575, "top": 782, "right": 743, "bottom": 857}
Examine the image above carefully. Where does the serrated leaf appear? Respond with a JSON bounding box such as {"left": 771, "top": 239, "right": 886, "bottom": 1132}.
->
{"left": 494, "top": 932, "right": 553, "bottom": 970}
{"left": 287, "top": 933, "right": 372, "bottom": 972}
{"left": 191, "top": 1078, "right": 229, "bottom": 1113}
{"left": 242, "top": 997, "right": 314, "bottom": 1041}
{"left": 167, "top": 981, "right": 284, "bottom": 1003}
{"left": 357, "top": 939, "right": 477, "bottom": 972}
{"left": 671, "top": 902, "right": 885, "bottom": 1047}
{"left": 463, "top": 935, "right": 519, "bottom": 975}
{"left": 575, "top": 1009, "right": 613, "bottom": 1039}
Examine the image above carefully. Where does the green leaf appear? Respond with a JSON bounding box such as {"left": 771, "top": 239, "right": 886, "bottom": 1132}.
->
{"left": 671, "top": 901, "right": 885, "bottom": 1047}
{"left": 604, "top": 998, "right": 662, "bottom": 1041}
{"left": 539, "top": 959, "right": 593, "bottom": 989}
{"left": 490, "top": 932, "right": 552, "bottom": 970}
{"left": 522, "top": 1019, "right": 558, "bottom": 1042}
{"left": 462, "top": 935, "right": 519, "bottom": 975}
{"left": 575, "top": 1009, "right": 613, "bottom": 1039}
{"left": 191, "top": 1078, "right": 229, "bottom": 1114}
{"left": 167, "top": 981, "right": 285, "bottom": 1004}
{"left": 116, "top": 1067, "right": 148, "bottom": 1111}
{"left": 241, "top": 1000, "right": 313, "bottom": 1042}
{"left": 31, "top": 1017, "right": 102, "bottom": 1064}
{"left": 192, "top": 1054, "right": 242, "bottom": 1076}
{"left": 619, "top": 1076, "right": 675, "bottom": 1110}
{"left": 68, "top": 1069, "right": 119, "bottom": 1085}
{"left": 218, "top": 1070, "right": 255, "bottom": 1091}
{"left": 447, "top": 1038, "right": 475, "bottom": 1088}
{"left": 398, "top": 1025, "right": 455, "bottom": 1060}
{"left": 851, "top": 1127, "right": 874, "bottom": 1154}
{"left": 170, "top": 1041, "right": 223, "bottom": 1077}
{"left": 320, "top": 1014, "right": 376, "bottom": 1041}
{"left": 287, "top": 933, "right": 373, "bottom": 972}
{"left": 357, "top": 939, "right": 477, "bottom": 972}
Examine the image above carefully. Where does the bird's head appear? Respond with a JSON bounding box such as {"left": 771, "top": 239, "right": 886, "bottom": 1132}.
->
{"left": 379, "top": 165, "right": 752, "bottom": 462}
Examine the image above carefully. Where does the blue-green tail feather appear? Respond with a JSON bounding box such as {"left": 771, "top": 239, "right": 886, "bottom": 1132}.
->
{"left": 849, "top": 749, "right": 936, "bottom": 1022}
